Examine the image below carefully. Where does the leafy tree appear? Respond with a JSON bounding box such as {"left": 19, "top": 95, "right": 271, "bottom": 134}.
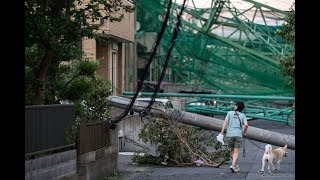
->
{"left": 64, "top": 68, "right": 112, "bottom": 144}
{"left": 25, "top": 0, "right": 134, "bottom": 104}
{"left": 134, "top": 116, "right": 229, "bottom": 167}
{"left": 276, "top": 3, "right": 295, "bottom": 87}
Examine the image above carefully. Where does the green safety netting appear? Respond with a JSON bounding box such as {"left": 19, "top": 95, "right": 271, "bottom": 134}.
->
{"left": 133, "top": 0, "right": 294, "bottom": 96}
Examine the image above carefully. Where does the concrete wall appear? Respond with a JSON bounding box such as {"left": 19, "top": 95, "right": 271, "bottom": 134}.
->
{"left": 25, "top": 126, "right": 120, "bottom": 180}
{"left": 116, "top": 98, "right": 189, "bottom": 153}
{"left": 25, "top": 150, "right": 77, "bottom": 180}
{"left": 77, "top": 127, "right": 119, "bottom": 180}
{"left": 118, "top": 115, "right": 145, "bottom": 152}
{"left": 118, "top": 115, "right": 161, "bottom": 156}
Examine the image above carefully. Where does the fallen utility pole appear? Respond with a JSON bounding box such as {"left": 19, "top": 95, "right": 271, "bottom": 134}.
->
{"left": 107, "top": 96, "right": 295, "bottom": 150}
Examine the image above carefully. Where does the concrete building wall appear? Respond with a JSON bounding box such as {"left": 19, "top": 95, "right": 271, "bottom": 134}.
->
{"left": 82, "top": 38, "right": 97, "bottom": 60}
{"left": 96, "top": 42, "right": 110, "bottom": 80}
{"left": 124, "top": 42, "right": 137, "bottom": 91}
{"left": 105, "top": 9, "right": 135, "bottom": 42}
{"left": 84, "top": 36, "right": 128, "bottom": 95}
{"left": 81, "top": 0, "right": 135, "bottom": 94}
{"left": 117, "top": 43, "right": 123, "bottom": 95}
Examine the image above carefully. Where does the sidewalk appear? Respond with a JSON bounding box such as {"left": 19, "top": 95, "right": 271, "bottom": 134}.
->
{"left": 117, "top": 120, "right": 295, "bottom": 180}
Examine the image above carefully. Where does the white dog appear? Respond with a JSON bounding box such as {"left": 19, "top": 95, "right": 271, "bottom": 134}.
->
{"left": 259, "top": 144, "right": 288, "bottom": 173}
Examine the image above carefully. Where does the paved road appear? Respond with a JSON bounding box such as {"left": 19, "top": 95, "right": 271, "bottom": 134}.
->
{"left": 117, "top": 119, "right": 295, "bottom": 180}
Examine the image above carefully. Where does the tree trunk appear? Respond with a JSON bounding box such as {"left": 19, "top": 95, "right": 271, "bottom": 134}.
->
{"left": 33, "top": 48, "right": 54, "bottom": 105}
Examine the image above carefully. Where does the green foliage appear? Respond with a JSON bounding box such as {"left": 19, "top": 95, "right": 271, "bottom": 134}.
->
{"left": 53, "top": 43, "right": 83, "bottom": 62}
{"left": 64, "top": 75, "right": 112, "bottom": 144}
{"left": 57, "top": 61, "right": 111, "bottom": 144}
{"left": 64, "top": 124, "right": 79, "bottom": 145}
{"left": 25, "top": 66, "right": 37, "bottom": 105}
{"left": 27, "top": 57, "right": 112, "bottom": 144}
{"left": 77, "top": 59, "right": 99, "bottom": 76}
{"left": 276, "top": 4, "right": 295, "bottom": 87}
{"left": 25, "top": 0, "right": 132, "bottom": 143}
{"left": 78, "top": 76, "right": 112, "bottom": 122}
{"left": 25, "top": 0, "right": 134, "bottom": 46}
{"left": 131, "top": 153, "right": 163, "bottom": 166}
{"left": 280, "top": 54, "right": 295, "bottom": 87}
{"left": 26, "top": 57, "right": 112, "bottom": 144}
{"left": 103, "top": 170, "right": 123, "bottom": 180}
{"left": 25, "top": 44, "right": 45, "bottom": 104}
{"left": 26, "top": 59, "right": 98, "bottom": 104}
{"left": 25, "top": 0, "right": 134, "bottom": 104}
{"left": 25, "top": 44, "right": 44, "bottom": 66}
{"left": 44, "top": 63, "right": 72, "bottom": 104}
{"left": 276, "top": 7, "right": 295, "bottom": 46}
{"left": 63, "top": 76, "right": 93, "bottom": 101}
{"left": 135, "top": 116, "right": 230, "bottom": 166}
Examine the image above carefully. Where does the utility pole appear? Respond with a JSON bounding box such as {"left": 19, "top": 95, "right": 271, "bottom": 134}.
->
{"left": 107, "top": 96, "right": 295, "bottom": 150}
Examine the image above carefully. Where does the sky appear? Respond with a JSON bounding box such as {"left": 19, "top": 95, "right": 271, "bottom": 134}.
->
{"left": 175, "top": 0, "right": 294, "bottom": 11}
{"left": 174, "top": 0, "right": 294, "bottom": 26}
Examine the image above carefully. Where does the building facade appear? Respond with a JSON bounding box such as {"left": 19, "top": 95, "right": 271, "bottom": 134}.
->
{"left": 81, "top": 0, "right": 137, "bottom": 95}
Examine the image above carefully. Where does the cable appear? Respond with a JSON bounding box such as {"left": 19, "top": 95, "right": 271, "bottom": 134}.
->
{"left": 140, "top": 0, "right": 188, "bottom": 117}
{"left": 135, "top": 0, "right": 218, "bottom": 89}
{"left": 110, "top": 0, "right": 188, "bottom": 127}
{"left": 108, "top": 0, "right": 173, "bottom": 127}
{"left": 244, "top": 136, "right": 264, "bottom": 150}
{"left": 124, "top": 135, "right": 150, "bottom": 151}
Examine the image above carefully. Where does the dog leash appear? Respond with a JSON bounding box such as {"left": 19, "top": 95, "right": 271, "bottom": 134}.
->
{"left": 234, "top": 112, "right": 264, "bottom": 151}
{"left": 243, "top": 137, "right": 246, "bottom": 157}
{"left": 243, "top": 136, "right": 267, "bottom": 157}
{"left": 235, "top": 112, "right": 264, "bottom": 156}
{"left": 244, "top": 136, "right": 265, "bottom": 150}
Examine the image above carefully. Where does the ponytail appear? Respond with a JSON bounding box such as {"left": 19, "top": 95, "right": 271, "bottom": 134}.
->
{"left": 235, "top": 102, "right": 245, "bottom": 112}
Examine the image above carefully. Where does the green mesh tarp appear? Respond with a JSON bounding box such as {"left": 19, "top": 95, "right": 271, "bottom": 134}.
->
{"left": 134, "top": 0, "right": 294, "bottom": 95}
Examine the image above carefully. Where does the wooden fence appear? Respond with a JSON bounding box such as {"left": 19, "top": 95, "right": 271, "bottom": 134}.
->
{"left": 76, "top": 121, "right": 110, "bottom": 156}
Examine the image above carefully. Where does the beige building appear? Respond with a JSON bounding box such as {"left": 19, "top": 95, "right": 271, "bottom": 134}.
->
{"left": 81, "top": 0, "right": 137, "bottom": 95}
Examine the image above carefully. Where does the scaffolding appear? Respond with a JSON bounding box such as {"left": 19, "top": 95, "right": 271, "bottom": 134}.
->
{"left": 134, "top": 0, "right": 294, "bottom": 95}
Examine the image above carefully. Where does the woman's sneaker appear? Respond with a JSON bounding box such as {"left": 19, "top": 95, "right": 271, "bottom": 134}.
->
{"left": 230, "top": 165, "right": 240, "bottom": 173}
{"left": 230, "top": 165, "right": 236, "bottom": 173}
{"left": 235, "top": 165, "right": 240, "bottom": 172}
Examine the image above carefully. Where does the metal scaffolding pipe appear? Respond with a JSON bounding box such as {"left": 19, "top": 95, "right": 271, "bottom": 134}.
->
{"left": 107, "top": 96, "right": 295, "bottom": 150}
{"left": 122, "top": 92, "right": 295, "bottom": 101}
